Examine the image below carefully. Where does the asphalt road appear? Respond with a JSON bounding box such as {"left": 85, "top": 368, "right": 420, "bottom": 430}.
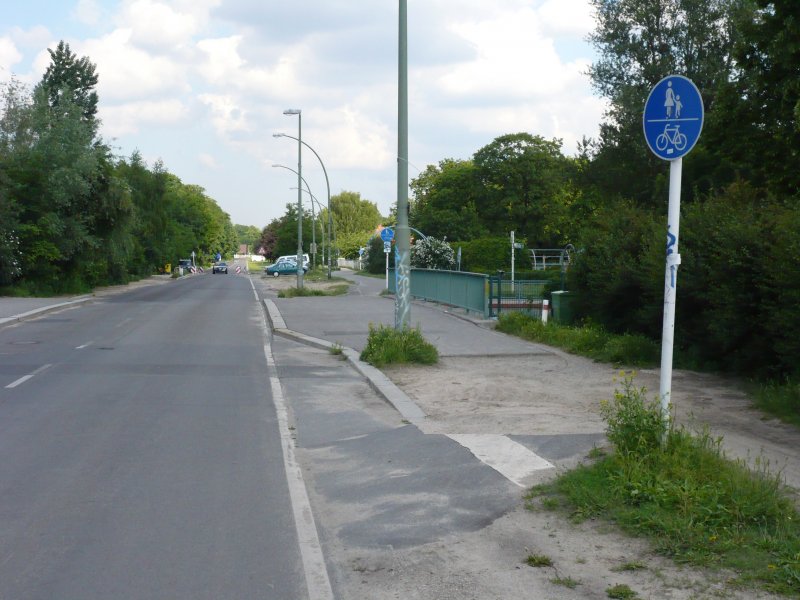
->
{"left": 0, "top": 274, "right": 308, "bottom": 599}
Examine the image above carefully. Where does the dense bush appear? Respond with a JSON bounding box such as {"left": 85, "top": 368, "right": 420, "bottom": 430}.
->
{"left": 451, "top": 237, "right": 529, "bottom": 274}
{"left": 411, "top": 236, "right": 455, "bottom": 270}
{"left": 570, "top": 184, "right": 800, "bottom": 379}
{"left": 359, "top": 324, "right": 438, "bottom": 367}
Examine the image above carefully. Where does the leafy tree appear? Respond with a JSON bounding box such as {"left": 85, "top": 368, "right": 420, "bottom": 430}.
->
{"left": 472, "top": 133, "right": 570, "bottom": 247}
{"left": 585, "top": 0, "right": 752, "bottom": 205}
{"left": 258, "top": 203, "right": 314, "bottom": 259}
{"left": 363, "top": 235, "right": 392, "bottom": 274}
{"left": 39, "top": 41, "right": 99, "bottom": 125}
{"left": 409, "top": 159, "right": 486, "bottom": 241}
{"left": 335, "top": 230, "right": 372, "bottom": 260}
{"left": 322, "top": 191, "right": 383, "bottom": 237}
{"left": 726, "top": 0, "right": 800, "bottom": 197}
{"left": 234, "top": 224, "right": 261, "bottom": 251}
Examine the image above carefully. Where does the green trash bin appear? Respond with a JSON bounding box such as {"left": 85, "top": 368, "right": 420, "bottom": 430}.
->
{"left": 551, "top": 291, "right": 577, "bottom": 325}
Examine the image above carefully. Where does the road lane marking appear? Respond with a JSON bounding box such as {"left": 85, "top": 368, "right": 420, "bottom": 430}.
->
{"left": 447, "top": 434, "right": 554, "bottom": 488}
{"left": 76, "top": 341, "right": 94, "bottom": 349}
{"left": 259, "top": 302, "right": 334, "bottom": 600}
{"left": 5, "top": 364, "right": 53, "bottom": 389}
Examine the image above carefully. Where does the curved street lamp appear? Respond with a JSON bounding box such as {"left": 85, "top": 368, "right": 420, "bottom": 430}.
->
{"left": 273, "top": 133, "right": 334, "bottom": 279}
{"left": 272, "top": 164, "right": 323, "bottom": 269}
{"left": 282, "top": 109, "right": 304, "bottom": 288}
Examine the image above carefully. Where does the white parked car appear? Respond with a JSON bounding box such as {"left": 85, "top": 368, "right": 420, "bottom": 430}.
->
{"left": 276, "top": 254, "right": 310, "bottom": 269}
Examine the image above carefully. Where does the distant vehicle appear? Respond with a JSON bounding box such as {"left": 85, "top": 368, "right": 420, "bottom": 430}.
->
{"left": 178, "top": 259, "right": 192, "bottom": 270}
{"left": 276, "top": 254, "right": 310, "bottom": 269}
{"left": 212, "top": 262, "right": 228, "bottom": 274}
{"left": 265, "top": 258, "right": 308, "bottom": 277}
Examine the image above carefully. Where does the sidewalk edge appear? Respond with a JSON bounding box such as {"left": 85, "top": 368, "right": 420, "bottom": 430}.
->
{"left": 263, "top": 299, "right": 427, "bottom": 424}
{"left": 0, "top": 297, "right": 94, "bottom": 329}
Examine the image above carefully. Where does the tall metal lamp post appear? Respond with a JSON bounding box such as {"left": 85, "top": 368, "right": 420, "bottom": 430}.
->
{"left": 282, "top": 109, "right": 303, "bottom": 288}
{"left": 395, "top": 0, "right": 411, "bottom": 329}
{"left": 273, "top": 133, "right": 333, "bottom": 279}
{"left": 271, "top": 164, "right": 321, "bottom": 269}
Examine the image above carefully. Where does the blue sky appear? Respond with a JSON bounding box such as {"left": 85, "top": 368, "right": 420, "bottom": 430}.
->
{"left": 1, "top": 0, "right": 605, "bottom": 229}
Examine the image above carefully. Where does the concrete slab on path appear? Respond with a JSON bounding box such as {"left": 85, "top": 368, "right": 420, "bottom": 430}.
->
{"left": 272, "top": 293, "right": 554, "bottom": 358}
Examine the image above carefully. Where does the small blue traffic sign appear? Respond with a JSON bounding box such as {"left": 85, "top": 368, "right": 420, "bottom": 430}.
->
{"left": 380, "top": 228, "right": 394, "bottom": 242}
{"left": 643, "top": 75, "right": 703, "bottom": 160}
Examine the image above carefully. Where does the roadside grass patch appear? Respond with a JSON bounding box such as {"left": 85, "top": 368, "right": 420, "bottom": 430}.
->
{"left": 304, "top": 268, "right": 349, "bottom": 283}
{"left": 528, "top": 375, "right": 800, "bottom": 597}
{"left": 278, "top": 287, "right": 326, "bottom": 298}
{"left": 752, "top": 378, "right": 800, "bottom": 427}
{"left": 525, "top": 554, "right": 553, "bottom": 568}
{"left": 606, "top": 584, "right": 639, "bottom": 599}
{"left": 550, "top": 575, "right": 580, "bottom": 589}
{"left": 496, "top": 313, "right": 659, "bottom": 367}
{"left": 278, "top": 284, "right": 349, "bottom": 298}
{"left": 611, "top": 560, "right": 647, "bottom": 572}
{"left": 359, "top": 324, "right": 438, "bottom": 368}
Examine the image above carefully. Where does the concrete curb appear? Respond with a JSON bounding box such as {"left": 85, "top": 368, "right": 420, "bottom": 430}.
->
{"left": 0, "top": 297, "right": 94, "bottom": 329}
{"left": 263, "top": 299, "right": 427, "bottom": 424}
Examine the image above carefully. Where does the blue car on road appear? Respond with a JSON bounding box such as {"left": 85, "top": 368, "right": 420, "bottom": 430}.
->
{"left": 265, "top": 258, "right": 308, "bottom": 277}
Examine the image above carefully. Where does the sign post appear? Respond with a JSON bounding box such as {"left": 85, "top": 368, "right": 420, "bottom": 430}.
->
{"left": 381, "top": 228, "right": 394, "bottom": 290}
{"left": 643, "top": 75, "right": 703, "bottom": 433}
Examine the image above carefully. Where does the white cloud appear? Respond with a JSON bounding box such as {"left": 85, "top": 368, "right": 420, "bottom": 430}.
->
{"left": 198, "top": 93, "right": 251, "bottom": 137}
{"left": 198, "top": 153, "right": 219, "bottom": 169}
{"left": 119, "top": 0, "right": 203, "bottom": 50}
{"left": 73, "top": 0, "right": 105, "bottom": 27}
{"left": 0, "top": 38, "right": 23, "bottom": 74}
{"left": 99, "top": 99, "right": 189, "bottom": 136}
{"left": 537, "top": 0, "right": 596, "bottom": 37}
{"left": 195, "top": 35, "right": 306, "bottom": 100}
{"left": 437, "top": 8, "right": 579, "bottom": 100}
{"left": 8, "top": 26, "right": 52, "bottom": 51}
{"left": 76, "top": 29, "right": 190, "bottom": 101}
{"left": 312, "top": 106, "right": 394, "bottom": 170}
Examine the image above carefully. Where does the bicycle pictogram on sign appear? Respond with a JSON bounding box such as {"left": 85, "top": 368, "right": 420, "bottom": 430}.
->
{"left": 656, "top": 124, "right": 687, "bottom": 154}
{"left": 643, "top": 75, "right": 703, "bottom": 161}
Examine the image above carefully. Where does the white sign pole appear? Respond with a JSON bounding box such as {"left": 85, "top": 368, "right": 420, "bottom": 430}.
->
{"left": 511, "top": 231, "right": 515, "bottom": 293}
{"left": 659, "top": 157, "right": 683, "bottom": 431}
{"left": 385, "top": 251, "right": 389, "bottom": 290}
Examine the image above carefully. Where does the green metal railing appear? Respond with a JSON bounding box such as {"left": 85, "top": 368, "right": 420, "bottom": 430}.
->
{"left": 388, "top": 269, "right": 490, "bottom": 317}
{"left": 488, "top": 277, "right": 550, "bottom": 318}
{"left": 386, "top": 269, "right": 552, "bottom": 319}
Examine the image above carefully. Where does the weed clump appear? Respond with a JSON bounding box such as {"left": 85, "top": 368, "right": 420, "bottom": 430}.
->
{"left": 530, "top": 374, "right": 800, "bottom": 596}
{"left": 359, "top": 324, "right": 438, "bottom": 368}
{"left": 496, "top": 313, "right": 659, "bottom": 367}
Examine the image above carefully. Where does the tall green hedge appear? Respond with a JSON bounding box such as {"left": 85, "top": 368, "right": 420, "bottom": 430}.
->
{"left": 451, "top": 237, "right": 530, "bottom": 274}
{"left": 570, "top": 184, "right": 800, "bottom": 378}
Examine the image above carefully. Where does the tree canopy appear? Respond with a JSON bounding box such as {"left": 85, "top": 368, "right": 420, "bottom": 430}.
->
{"left": 0, "top": 41, "right": 237, "bottom": 293}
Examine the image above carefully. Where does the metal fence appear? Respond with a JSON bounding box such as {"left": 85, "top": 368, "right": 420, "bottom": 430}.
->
{"left": 386, "top": 269, "right": 550, "bottom": 319}
{"left": 488, "top": 277, "right": 550, "bottom": 318}
{"left": 388, "top": 269, "right": 490, "bottom": 317}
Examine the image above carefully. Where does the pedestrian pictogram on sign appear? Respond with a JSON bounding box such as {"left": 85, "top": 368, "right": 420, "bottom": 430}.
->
{"left": 643, "top": 75, "right": 704, "bottom": 160}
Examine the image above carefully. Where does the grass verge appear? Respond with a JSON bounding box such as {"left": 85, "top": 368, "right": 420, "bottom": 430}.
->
{"left": 496, "top": 314, "right": 800, "bottom": 427}
{"left": 359, "top": 324, "right": 438, "bottom": 368}
{"left": 277, "top": 284, "right": 349, "bottom": 298}
{"left": 496, "top": 313, "right": 659, "bottom": 367}
{"left": 752, "top": 378, "right": 800, "bottom": 428}
{"left": 528, "top": 375, "right": 800, "bottom": 597}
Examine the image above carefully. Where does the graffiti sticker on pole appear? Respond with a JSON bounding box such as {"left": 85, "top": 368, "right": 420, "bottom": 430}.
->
{"left": 643, "top": 75, "right": 704, "bottom": 161}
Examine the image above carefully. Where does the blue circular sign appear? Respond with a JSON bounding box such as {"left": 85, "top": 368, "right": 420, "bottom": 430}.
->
{"left": 380, "top": 228, "right": 394, "bottom": 242}
{"left": 643, "top": 75, "right": 703, "bottom": 161}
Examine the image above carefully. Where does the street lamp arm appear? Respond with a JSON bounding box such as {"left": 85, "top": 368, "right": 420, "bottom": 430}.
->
{"left": 273, "top": 133, "right": 331, "bottom": 212}
{"left": 274, "top": 132, "right": 334, "bottom": 279}
{"left": 272, "top": 164, "right": 318, "bottom": 205}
